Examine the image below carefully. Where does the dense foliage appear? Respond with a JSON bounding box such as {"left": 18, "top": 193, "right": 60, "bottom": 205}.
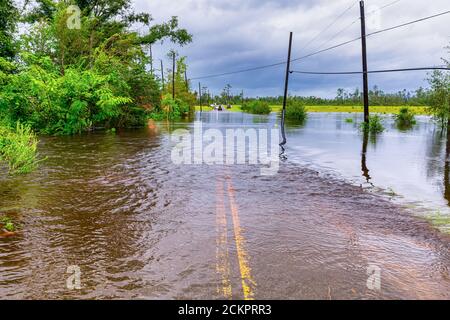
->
{"left": 0, "top": 0, "right": 193, "bottom": 135}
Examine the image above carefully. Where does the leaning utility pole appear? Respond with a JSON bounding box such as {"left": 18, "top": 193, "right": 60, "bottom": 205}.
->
{"left": 280, "top": 32, "right": 293, "bottom": 149}
{"left": 360, "top": 1, "right": 370, "bottom": 124}
{"left": 160, "top": 59, "right": 165, "bottom": 91}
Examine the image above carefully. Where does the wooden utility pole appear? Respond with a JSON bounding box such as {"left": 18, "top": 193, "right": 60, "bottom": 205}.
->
{"left": 172, "top": 52, "right": 176, "bottom": 99}
{"left": 160, "top": 59, "right": 165, "bottom": 90}
{"left": 280, "top": 32, "right": 293, "bottom": 148}
{"left": 184, "top": 70, "right": 189, "bottom": 91}
{"left": 149, "top": 45, "right": 153, "bottom": 76}
{"left": 360, "top": 1, "right": 370, "bottom": 124}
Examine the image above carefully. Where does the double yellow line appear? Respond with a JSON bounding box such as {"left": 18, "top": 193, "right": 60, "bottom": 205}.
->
{"left": 215, "top": 175, "right": 256, "bottom": 300}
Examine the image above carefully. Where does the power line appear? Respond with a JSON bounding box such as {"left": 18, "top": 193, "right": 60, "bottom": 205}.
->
{"left": 190, "top": 9, "right": 450, "bottom": 80}
{"left": 290, "top": 66, "right": 450, "bottom": 75}
{"left": 190, "top": 61, "right": 286, "bottom": 80}
{"left": 301, "top": 0, "right": 359, "bottom": 52}
{"left": 367, "top": 9, "right": 450, "bottom": 37}
{"left": 309, "top": 0, "right": 402, "bottom": 55}
{"left": 366, "top": 0, "right": 402, "bottom": 16}
{"left": 292, "top": 9, "right": 450, "bottom": 62}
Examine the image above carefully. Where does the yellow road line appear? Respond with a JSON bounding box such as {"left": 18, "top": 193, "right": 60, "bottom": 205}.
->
{"left": 226, "top": 176, "right": 256, "bottom": 300}
{"left": 215, "top": 179, "right": 233, "bottom": 299}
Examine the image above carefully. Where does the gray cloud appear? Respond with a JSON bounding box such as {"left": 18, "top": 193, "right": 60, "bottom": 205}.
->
{"left": 134, "top": 0, "right": 450, "bottom": 98}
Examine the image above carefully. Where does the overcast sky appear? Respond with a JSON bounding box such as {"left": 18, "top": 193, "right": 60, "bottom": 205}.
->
{"left": 133, "top": 0, "right": 449, "bottom": 98}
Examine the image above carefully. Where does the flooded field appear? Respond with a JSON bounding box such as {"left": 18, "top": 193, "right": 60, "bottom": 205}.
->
{"left": 0, "top": 111, "right": 449, "bottom": 299}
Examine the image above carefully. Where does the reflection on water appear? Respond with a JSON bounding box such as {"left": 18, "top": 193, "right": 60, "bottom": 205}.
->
{"left": 0, "top": 111, "right": 449, "bottom": 300}
{"left": 284, "top": 113, "right": 450, "bottom": 216}
{"left": 361, "top": 130, "right": 372, "bottom": 185}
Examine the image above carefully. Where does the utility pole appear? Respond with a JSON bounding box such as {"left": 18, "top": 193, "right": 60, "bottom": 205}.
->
{"left": 198, "top": 82, "right": 202, "bottom": 112}
{"left": 149, "top": 45, "right": 153, "bottom": 76}
{"left": 160, "top": 59, "right": 165, "bottom": 91}
{"left": 241, "top": 90, "right": 244, "bottom": 105}
{"left": 184, "top": 70, "right": 189, "bottom": 91}
{"left": 172, "top": 52, "right": 176, "bottom": 99}
{"left": 360, "top": 0, "right": 370, "bottom": 124}
{"left": 280, "top": 32, "right": 293, "bottom": 149}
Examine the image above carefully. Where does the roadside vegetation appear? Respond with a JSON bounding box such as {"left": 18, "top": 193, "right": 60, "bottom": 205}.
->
{"left": 0, "top": 122, "right": 39, "bottom": 174}
{"left": 0, "top": 0, "right": 194, "bottom": 174}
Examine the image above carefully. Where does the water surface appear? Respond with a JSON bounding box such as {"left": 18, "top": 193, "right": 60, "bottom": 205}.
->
{"left": 0, "top": 111, "right": 449, "bottom": 299}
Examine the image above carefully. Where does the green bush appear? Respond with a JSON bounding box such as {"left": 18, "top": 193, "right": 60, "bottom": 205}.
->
{"left": 360, "top": 115, "right": 384, "bottom": 134}
{"left": 241, "top": 100, "right": 271, "bottom": 115}
{"left": 0, "top": 122, "right": 39, "bottom": 174}
{"left": 286, "top": 100, "right": 307, "bottom": 122}
{"left": 0, "top": 61, "right": 134, "bottom": 135}
{"left": 395, "top": 107, "right": 416, "bottom": 127}
{"left": 149, "top": 94, "right": 190, "bottom": 121}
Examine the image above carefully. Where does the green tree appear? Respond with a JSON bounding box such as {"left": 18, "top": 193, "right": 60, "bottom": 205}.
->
{"left": 427, "top": 45, "right": 450, "bottom": 127}
{"left": 0, "top": 0, "right": 18, "bottom": 60}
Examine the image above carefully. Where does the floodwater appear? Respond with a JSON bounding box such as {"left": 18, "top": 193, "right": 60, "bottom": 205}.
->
{"left": 0, "top": 111, "right": 449, "bottom": 300}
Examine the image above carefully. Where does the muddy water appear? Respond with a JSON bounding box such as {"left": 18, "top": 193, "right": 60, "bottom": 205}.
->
{"left": 0, "top": 112, "right": 449, "bottom": 299}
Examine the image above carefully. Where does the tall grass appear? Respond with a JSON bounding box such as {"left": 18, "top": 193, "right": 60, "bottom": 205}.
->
{"left": 0, "top": 122, "right": 39, "bottom": 174}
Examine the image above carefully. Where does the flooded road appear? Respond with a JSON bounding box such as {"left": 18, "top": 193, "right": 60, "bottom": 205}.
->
{"left": 0, "top": 111, "right": 449, "bottom": 299}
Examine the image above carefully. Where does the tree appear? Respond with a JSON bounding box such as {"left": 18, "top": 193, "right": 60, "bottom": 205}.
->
{"left": 427, "top": 45, "right": 450, "bottom": 127}
{"left": 0, "top": 0, "right": 19, "bottom": 60}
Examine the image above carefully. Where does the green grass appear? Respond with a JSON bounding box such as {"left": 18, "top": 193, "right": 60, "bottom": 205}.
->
{"left": 195, "top": 105, "right": 429, "bottom": 115}
{"left": 426, "top": 212, "right": 450, "bottom": 234}
{"left": 0, "top": 122, "right": 40, "bottom": 174}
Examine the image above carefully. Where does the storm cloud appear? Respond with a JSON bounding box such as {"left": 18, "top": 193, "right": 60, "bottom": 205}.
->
{"left": 133, "top": 0, "right": 450, "bottom": 98}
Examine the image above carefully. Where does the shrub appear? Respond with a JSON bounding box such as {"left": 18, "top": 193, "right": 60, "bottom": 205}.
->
{"left": 285, "top": 100, "right": 307, "bottom": 122}
{"left": 395, "top": 107, "right": 416, "bottom": 127}
{"left": 0, "top": 122, "right": 39, "bottom": 174}
{"left": 149, "top": 94, "right": 190, "bottom": 121}
{"left": 360, "top": 115, "right": 384, "bottom": 134}
{"left": 241, "top": 100, "right": 271, "bottom": 115}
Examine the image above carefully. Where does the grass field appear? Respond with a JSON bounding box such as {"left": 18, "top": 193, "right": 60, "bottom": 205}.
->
{"left": 195, "top": 105, "right": 429, "bottom": 115}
